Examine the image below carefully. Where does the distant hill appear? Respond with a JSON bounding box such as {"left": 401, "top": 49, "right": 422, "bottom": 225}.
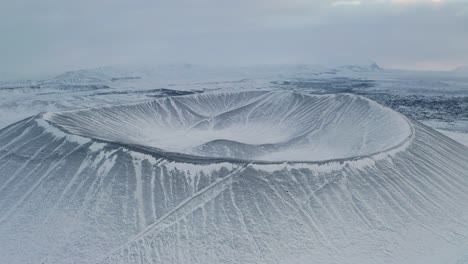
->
{"left": 338, "top": 62, "right": 383, "bottom": 73}
{"left": 53, "top": 66, "right": 139, "bottom": 83}
{"left": 453, "top": 66, "right": 468, "bottom": 74}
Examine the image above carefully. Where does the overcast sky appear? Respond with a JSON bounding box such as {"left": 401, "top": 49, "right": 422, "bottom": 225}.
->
{"left": 1, "top": 0, "right": 467, "bottom": 75}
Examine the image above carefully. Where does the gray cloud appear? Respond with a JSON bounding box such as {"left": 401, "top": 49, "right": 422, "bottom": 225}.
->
{"left": 0, "top": 0, "right": 467, "bottom": 75}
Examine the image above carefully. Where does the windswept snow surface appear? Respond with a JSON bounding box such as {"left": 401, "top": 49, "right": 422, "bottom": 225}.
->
{"left": 437, "top": 129, "right": 468, "bottom": 147}
{"left": 0, "top": 91, "right": 468, "bottom": 264}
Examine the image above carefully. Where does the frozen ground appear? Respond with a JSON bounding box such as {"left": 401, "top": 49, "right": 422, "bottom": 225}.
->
{"left": 1, "top": 65, "right": 468, "bottom": 263}
{"left": 1, "top": 90, "right": 468, "bottom": 263}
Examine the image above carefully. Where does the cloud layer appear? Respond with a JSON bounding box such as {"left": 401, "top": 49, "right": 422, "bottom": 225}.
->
{"left": 0, "top": 0, "right": 466, "bottom": 74}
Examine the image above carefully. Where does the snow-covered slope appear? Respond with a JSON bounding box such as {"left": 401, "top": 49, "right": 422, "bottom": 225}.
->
{"left": 44, "top": 91, "right": 411, "bottom": 162}
{"left": 437, "top": 129, "right": 468, "bottom": 147}
{"left": 0, "top": 91, "right": 468, "bottom": 264}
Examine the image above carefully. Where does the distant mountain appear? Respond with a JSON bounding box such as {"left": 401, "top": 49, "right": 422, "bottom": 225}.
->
{"left": 48, "top": 63, "right": 389, "bottom": 85}
{"left": 369, "top": 62, "right": 383, "bottom": 71}
{"left": 453, "top": 66, "right": 468, "bottom": 74}
{"left": 338, "top": 62, "right": 383, "bottom": 73}
{"left": 51, "top": 64, "right": 208, "bottom": 84}
{"left": 52, "top": 66, "right": 139, "bottom": 83}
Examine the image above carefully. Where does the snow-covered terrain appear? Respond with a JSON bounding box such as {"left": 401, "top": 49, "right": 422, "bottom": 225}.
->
{"left": 1, "top": 63, "right": 467, "bottom": 144}
{"left": 44, "top": 91, "right": 411, "bottom": 161}
{"left": 437, "top": 130, "right": 468, "bottom": 147}
{"left": 1, "top": 65, "right": 468, "bottom": 263}
{"left": 1, "top": 90, "right": 468, "bottom": 263}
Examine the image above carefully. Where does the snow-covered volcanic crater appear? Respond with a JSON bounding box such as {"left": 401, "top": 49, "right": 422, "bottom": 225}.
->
{"left": 43, "top": 91, "right": 412, "bottom": 162}
{"left": 1, "top": 91, "right": 468, "bottom": 264}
